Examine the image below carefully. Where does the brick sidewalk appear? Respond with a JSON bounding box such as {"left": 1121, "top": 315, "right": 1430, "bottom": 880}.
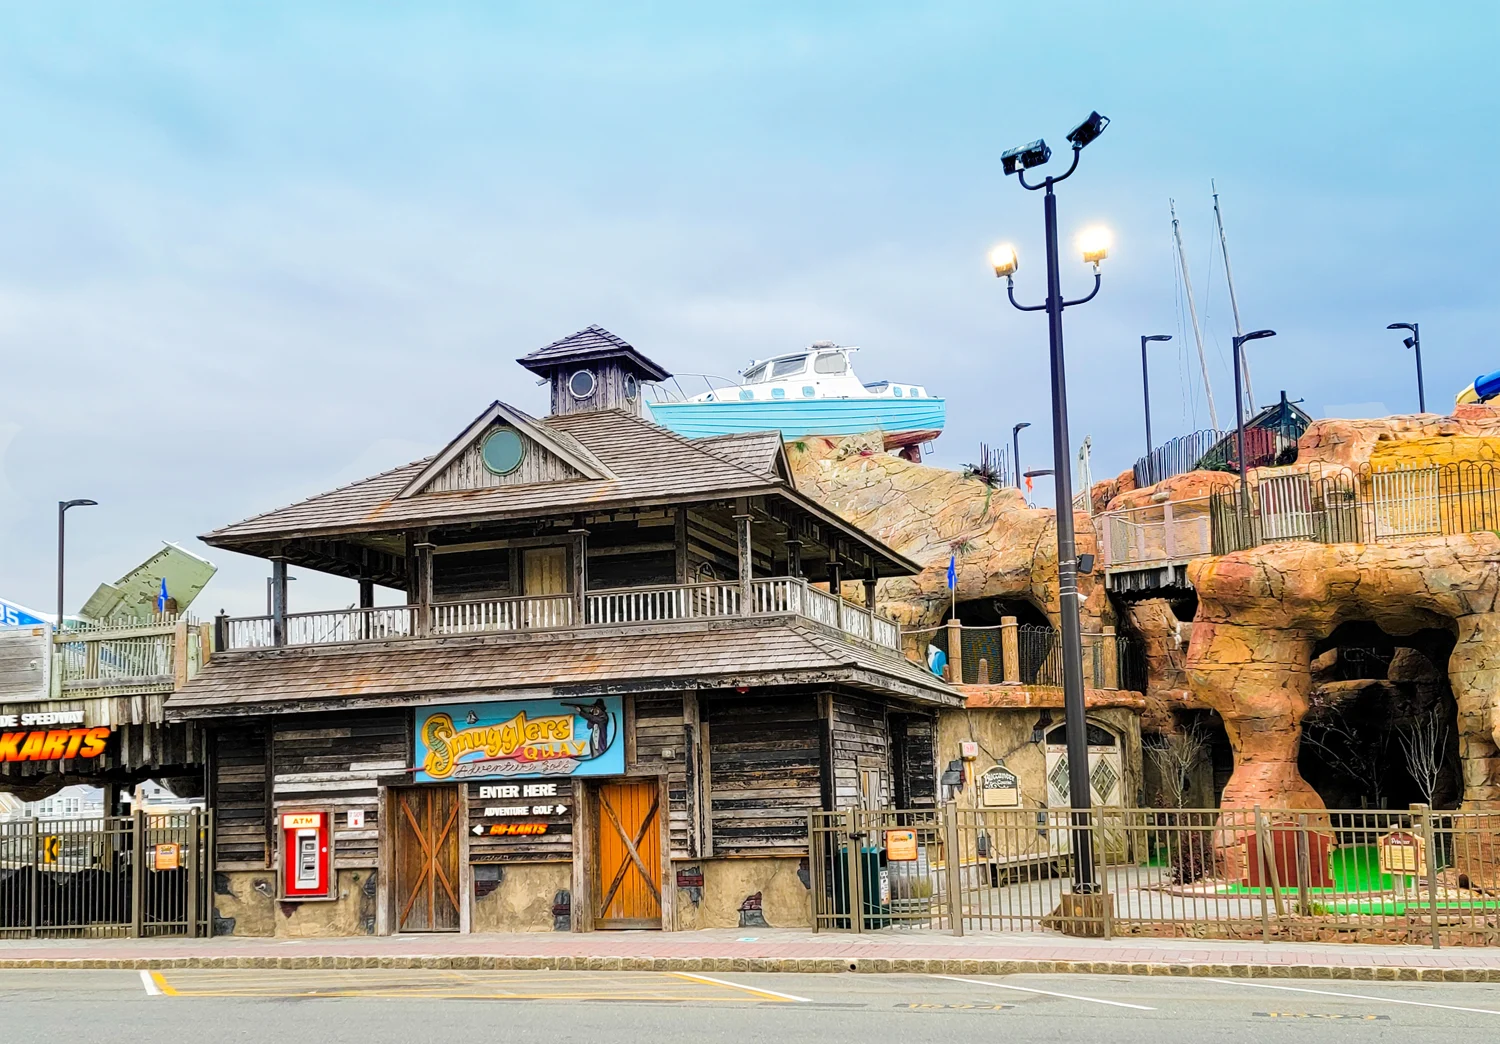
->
{"left": 2, "top": 928, "right": 1499, "bottom": 980}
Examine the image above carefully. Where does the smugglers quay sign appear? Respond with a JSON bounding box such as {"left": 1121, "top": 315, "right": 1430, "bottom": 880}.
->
{"left": 0, "top": 709, "right": 111, "bottom": 764}
{"left": 414, "top": 697, "right": 623, "bottom": 782}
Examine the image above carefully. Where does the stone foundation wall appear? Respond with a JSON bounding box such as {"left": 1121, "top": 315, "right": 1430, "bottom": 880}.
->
{"left": 672, "top": 857, "right": 811, "bottom": 930}
{"left": 213, "top": 869, "right": 378, "bottom": 938}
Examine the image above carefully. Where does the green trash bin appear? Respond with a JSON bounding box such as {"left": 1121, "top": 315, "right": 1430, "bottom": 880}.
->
{"left": 830, "top": 845, "right": 890, "bottom": 929}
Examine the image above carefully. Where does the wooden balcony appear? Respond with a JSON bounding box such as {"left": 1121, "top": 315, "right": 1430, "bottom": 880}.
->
{"left": 216, "top": 576, "right": 901, "bottom": 654}
{"left": 53, "top": 617, "right": 208, "bottom": 699}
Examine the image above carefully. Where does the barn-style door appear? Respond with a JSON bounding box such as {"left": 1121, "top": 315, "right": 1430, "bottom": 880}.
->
{"left": 391, "top": 786, "right": 462, "bottom": 932}
{"left": 593, "top": 781, "right": 661, "bottom": 929}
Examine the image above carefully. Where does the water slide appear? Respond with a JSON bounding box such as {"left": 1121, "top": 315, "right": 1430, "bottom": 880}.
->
{"left": 1457, "top": 370, "right": 1500, "bottom": 407}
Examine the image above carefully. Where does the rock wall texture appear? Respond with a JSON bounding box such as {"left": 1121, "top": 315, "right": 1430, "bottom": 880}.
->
{"left": 786, "top": 432, "right": 1109, "bottom": 632}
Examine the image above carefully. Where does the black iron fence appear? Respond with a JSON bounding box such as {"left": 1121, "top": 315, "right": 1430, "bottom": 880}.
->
{"left": 1133, "top": 427, "right": 1301, "bottom": 489}
{"left": 809, "top": 805, "right": 1500, "bottom": 945}
{"left": 0, "top": 811, "right": 213, "bottom": 938}
{"left": 1211, "top": 461, "right": 1500, "bottom": 554}
{"left": 909, "top": 625, "right": 1144, "bottom": 691}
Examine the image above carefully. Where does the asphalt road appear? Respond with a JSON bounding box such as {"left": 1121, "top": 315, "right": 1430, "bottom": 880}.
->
{"left": 3, "top": 967, "right": 1499, "bottom": 1043}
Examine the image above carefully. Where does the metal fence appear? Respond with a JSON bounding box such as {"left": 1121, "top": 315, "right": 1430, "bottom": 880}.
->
{"left": 809, "top": 805, "right": 1500, "bottom": 945}
{"left": 0, "top": 812, "right": 213, "bottom": 938}
{"left": 1211, "top": 461, "right": 1500, "bottom": 554}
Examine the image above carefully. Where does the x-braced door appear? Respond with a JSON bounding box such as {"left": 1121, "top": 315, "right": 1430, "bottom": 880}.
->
{"left": 594, "top": 780, "right": 662, "bottom": 929}
{"left": 392, "top": 786, "right": 461, "bottom": 932}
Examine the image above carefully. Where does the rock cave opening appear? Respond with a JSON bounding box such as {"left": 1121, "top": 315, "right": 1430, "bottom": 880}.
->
{"left": 942, "top": 597, "right": 1050, "bottom": 629}
{"left": 1299, "top": 620, "right": 1462, "bottom": 811}
{"left": 1143, "top": 709, "right": 1233, "bottom": 809}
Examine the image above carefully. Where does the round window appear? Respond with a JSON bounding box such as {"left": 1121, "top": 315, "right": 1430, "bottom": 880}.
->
{"left": 569, "top": 369, "right": 596, "bottom": 400}
{"left": 623, "top": 374, "right": 638, "bottom": 402}
{"left": 480, "top": 428, "right": 526, "bottom": 475}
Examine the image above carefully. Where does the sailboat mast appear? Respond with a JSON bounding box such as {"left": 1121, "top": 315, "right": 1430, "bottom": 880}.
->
{"left": 1171, "top": 199, "right": 1219, "bottom": 430}
{"left": 1213, "top": 181, "right": 1255, "bottom": 412}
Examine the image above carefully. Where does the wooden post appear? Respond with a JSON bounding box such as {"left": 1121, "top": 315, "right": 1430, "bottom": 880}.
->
{"left": 270, "top": 556, "right": 288, "bottom": 646}
{"left": 1101, "top": 625, "right": 1119, "bottom": 690}
{"left": 571, "top": 523, "right": 589, "bottom": 624}
{"left": 863, "top": 568, "right": 878, "bottom": 610}
{"left": 1162, "top": 501, "right": 1177, "bottom": 560}
{"left": 1000, "top": 615, "right": 1020, "bottom": 683}
{"left": 213, "top": 612, "right": 228, "bottom": 655}
{"left": 828, "top": 554, "right": 844, "bottom": 632}
{"left": 172, "top": 616, "right": 191, "bottom": 691}
{"left": 944, "top": 801, "right": 963, "bottom": 937}
{"left": 675, "top": 507, "right": 690, "bottom": 584}
{"left": 946, "top": 617, "right": 964, "bottom": 685}
{"left": 358, "top": 578, "right": 375, "bottom": 610}
{"left": 785, "top": 538, "right": 802, "bottom": 580}
{"left": 414, "top": 540, "right": 435, "bottom": 637}
{"left": 734, "top": 511, "right": 754, "bottom": 615}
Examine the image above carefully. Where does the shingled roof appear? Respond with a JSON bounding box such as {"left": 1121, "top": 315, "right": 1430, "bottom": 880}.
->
{"left": 165, "top": 616, "right": 958, "bottom": 718}
{"left": 201, "top": 406, "right": 921, "bottom": 575}
{"left": 516, "top": 324, "right": 671, "bottom": 382}
{"left": 692, "top": 431, "right": 789, "bottom": 482}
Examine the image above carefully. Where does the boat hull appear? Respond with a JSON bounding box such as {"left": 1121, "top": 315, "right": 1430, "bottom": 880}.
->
{"left": 647, "top": 397, "right": 946, "bottom": 444}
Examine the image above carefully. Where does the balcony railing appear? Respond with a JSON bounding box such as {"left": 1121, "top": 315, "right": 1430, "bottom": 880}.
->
{"left": 217, "top": 577, "right": 902, "bottom": 654}
{"left": 1098, "top": 496, "right": 1213, "bottom": 571}
{"left": 1211, "top": 461, "right": 1500, "bottom": 554}
{"left": 52, "top": 617, "right": 206, "bottom": 698}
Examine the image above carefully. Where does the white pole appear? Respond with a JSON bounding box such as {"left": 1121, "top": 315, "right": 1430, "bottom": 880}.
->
{"left": 1171, "top": 200, "right": 1219, "bottom": 431}
{"left": 1213, "top": 182, "right": 1255, "bottom": 412}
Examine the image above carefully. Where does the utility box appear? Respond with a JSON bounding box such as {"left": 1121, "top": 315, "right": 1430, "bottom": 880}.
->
{"left": 0, "top": 625, "right": 51, "bottom": 703}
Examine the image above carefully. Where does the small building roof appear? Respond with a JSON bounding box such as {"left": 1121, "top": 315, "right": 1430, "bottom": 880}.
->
{"left": 692, "top": 430, "right": 790, "bottom": 482}
{"left": 165, "top": 617, "right": 958, "bottom": 718}
{"left": 517, "top": 324, "right": 672, "bottom": 382}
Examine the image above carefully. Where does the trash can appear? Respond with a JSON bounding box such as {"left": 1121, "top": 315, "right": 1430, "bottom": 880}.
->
{"left": 830, "top": 845, "right": 890, "bottom": 929}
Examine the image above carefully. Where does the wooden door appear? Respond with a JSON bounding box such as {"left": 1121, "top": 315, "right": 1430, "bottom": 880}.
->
{"left": 594, "top": 780, "right": 662, "bottom": 929}
{"left": 392, "top": 786, "right": 462, "bottom": 933}
{"left": 523, "top": 547, "right": 568, "bottom": 595}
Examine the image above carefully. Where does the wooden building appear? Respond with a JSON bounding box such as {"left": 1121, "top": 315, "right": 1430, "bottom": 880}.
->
{"left": 168, "top": 325, "right": 957, "bottom": 937}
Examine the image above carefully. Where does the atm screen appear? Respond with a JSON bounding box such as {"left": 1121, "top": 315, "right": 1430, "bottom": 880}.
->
{"left": 295, "top": 832, "right": 319, "bottom": 887}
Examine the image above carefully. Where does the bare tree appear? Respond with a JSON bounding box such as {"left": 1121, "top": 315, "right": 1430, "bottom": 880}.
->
{"left": 1301, "top": 704, "right": 1390, "bottom": 809}
{"left": 1397, "top": 705, "right": 1449, "bottom": 807}
{"left": 1148, "top": 720, "right": 1211, "bottom": 808}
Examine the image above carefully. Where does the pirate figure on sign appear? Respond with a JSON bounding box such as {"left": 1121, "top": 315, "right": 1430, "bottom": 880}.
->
{"left": 562, "top": 699, "right": 613, "bottom": 759}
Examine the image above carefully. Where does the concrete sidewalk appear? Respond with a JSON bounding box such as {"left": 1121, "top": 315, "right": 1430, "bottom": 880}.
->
{"left": 2, "top": 928, "right": 1499, "bottom": 981}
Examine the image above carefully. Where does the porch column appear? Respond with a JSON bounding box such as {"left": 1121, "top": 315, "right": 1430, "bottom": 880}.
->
{"left": 827, "top": 553, "right": 844, "bottom": 631}
{"left": 571, "top": 522, "right": 589, "bottom": 624}
{"left": 734, "top": 511, "right": 754, "bottom": 615}
{"left": 358, "top": 578, "right": 375, "bottom": 610}
{"left": 675, "top": 507, "right": 690, "bottom": 584}
{"left": 784, "top": 537, "right": 803, "bottom": 580}
{"left": 1000, "top": 615, "right": 1020, "bottom": 683}
{"left": 863, "top": 567, "right": 878, "bottom": 610}
{"left": 270, "top": 556, "right": 288, "bottom": 646}
{"left": 413, "top": 539, "right": 435, "bottom": 637}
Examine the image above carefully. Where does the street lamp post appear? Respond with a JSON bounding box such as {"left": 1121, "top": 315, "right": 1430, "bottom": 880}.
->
{"left": 56, "top": 499, "right": 99, "bottom": 634}
{"left": 1387, "top": 323, "right": 1425, "bottom": 413}
{"left": 1140, "top": 334, "right": 1173, "bottom": 460}
{"left": 991, "top": 110, "right": 1109, "bottom": 894}
{"left": 1231, "top": 330, "right": 1277, "bottom": 546}
{"left": 1012, "top": 422, "right": 1031, "bottom": 491}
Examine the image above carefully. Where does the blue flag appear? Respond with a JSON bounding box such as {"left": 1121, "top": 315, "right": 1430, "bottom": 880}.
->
{"left": 946, "top": 555, "right": 956, "bottom": 590}
{"left": 156, "top": 577, "right": 170, "bottom": 613}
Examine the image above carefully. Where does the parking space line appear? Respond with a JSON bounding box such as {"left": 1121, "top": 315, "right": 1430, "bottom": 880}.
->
{"left": 139, "top": 970, "right": 160, "bottom": 996}
{"left": 933, "top": 975, "right": 1156, "bottom": 1011}
{"left": 1207, "top": 978, "right": 1500, "bottom": 1016}
{"left": 670, "top": 972, "right": 810, "bottom": 1003}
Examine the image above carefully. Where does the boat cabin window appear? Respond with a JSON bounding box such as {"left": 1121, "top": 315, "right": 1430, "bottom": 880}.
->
{"left": 739, "top": 389, "right": 754, "bottom": 400}
{"left": 893, "top": 386, "right": 903, "bottom": 397}
{"left": 742, "top": 363, "right": 768, "bottom": 383}
{"left": 771, "top": 387, "right": 787, "bottom": 399}
{"left": 770, "top": 355, "right": 807, "bottom": 378}
{"left": 802, "top": 386, "right": 816, "bottom": 397}
{"left": 813, "top": 353, "right": 848, "bottom": 375}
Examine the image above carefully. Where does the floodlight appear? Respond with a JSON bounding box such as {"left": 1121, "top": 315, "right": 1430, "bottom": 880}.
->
{"left": 1001, "top": 139, "right": 1051, "bottom": 176}
{"left": 1078, "top": 226, "right": 1111, "bottom": 265}
{"left": 1065, "top": 111, "right": 1110, "bottom": 150}
{"left": 989, "top": 243, "right": 1019, "bottom": 278}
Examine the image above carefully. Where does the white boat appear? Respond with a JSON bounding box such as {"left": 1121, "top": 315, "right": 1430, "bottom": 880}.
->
{"left": 646, "top": 342, "right": 945, "bottom": 456}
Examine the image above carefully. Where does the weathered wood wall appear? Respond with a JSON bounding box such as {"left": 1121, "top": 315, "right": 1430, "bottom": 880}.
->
{"left": 211, "top": 723, "right": 269, "bottom": 869}
{"left": 830, "top": 692, "right": 891, "bottom": 810}
{"left": 630, "top": 694, "right": 694, "bottom": 859}
{"left": 891, "top": 713, "right": 937, "bottom": 809}
{"left": 704, "top": 692, "right": 822, "bottom": 854}
{"left": 425, "top": 423, "right": 584, "bottom": 493}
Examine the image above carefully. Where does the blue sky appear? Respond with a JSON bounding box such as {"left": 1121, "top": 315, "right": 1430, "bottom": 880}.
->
{"left": 1, "top": 2, "right": 1494, "bottom": 617}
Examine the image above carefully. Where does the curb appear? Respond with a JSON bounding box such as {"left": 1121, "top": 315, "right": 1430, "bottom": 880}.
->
{"left": 0, "top": 954, "right": 1496, "bottom": 981}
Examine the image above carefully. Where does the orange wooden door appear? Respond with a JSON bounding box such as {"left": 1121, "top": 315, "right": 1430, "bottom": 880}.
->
{"left": 392, "top": 786, "right": 462, "bottom": 932}
{"left": 594, "top": 780, "right": 662, "bottom": 928}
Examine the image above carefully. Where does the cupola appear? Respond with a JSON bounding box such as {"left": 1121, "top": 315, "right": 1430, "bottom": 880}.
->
{"left": 517, "top": 324, "right": 672, "bottom": 418}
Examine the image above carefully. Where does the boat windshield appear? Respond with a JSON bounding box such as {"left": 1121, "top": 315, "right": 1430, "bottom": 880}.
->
{"left": 813, "top": 353, "right": 848, "bottom": 375}
{"left": 770, "top": 355, "right": 807, "bottom": 378}
{"left": 742, "top": 363, "right": 768, "bottom": 383}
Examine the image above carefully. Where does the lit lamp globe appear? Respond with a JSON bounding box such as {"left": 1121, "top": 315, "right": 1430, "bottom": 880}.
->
{"left": 1078, "top": 226, "right": 1111, "bottom": 266}
{"left": 989, "top": 243, "right": 1019, "bottom": 279}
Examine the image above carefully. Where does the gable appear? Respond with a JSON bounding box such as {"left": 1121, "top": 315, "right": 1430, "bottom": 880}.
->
{"left": 422, "top": 421, "right": 586, "bottom": 493}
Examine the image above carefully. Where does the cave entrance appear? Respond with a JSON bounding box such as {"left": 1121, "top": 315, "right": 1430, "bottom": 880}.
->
{"left": 943, "top": 597, "right": 1049, "bottom": 629}
{"left": 1299, "top": 621, "right": 1461, "bottom": 810}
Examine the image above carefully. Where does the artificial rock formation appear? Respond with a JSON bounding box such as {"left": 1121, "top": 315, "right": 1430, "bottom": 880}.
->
{"left": 786, "top": 432, "right": 1108, "bottom": 632}
{"left": 1186, "top": 535, "right": 1500, "bottom": 814}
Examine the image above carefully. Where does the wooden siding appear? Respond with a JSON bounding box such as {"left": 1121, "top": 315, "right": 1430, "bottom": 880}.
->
{"left": 831, "top": 692, "right": 891, "bottom": 810}
{"left": 704, "top": 692, "right": 822, "bottom": 853}
{"left": 424, "top": 423, "right": 584, "bottom": 493}
{"left": 549, "top": 361, "right": 644, "bottom": 418}
{"left": 270, "top": 711, "right": 409, "bottom": 870}
{"left": 685, "top": 508, "right": 773, "bottom": 581}
{"left": 212, "top": 723, "right": 269, "bottom": 869}
{"left": 432, "top": 547, "right": 512, "bottom": 601}
{"left": 630, "top": 694, "right": 693, "bottom": 859}
{"left": 892, "top": 713, "right": 937, "bottom": 809}
{"left": 467, "top": 781, "right": 573, "bottom": 863}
